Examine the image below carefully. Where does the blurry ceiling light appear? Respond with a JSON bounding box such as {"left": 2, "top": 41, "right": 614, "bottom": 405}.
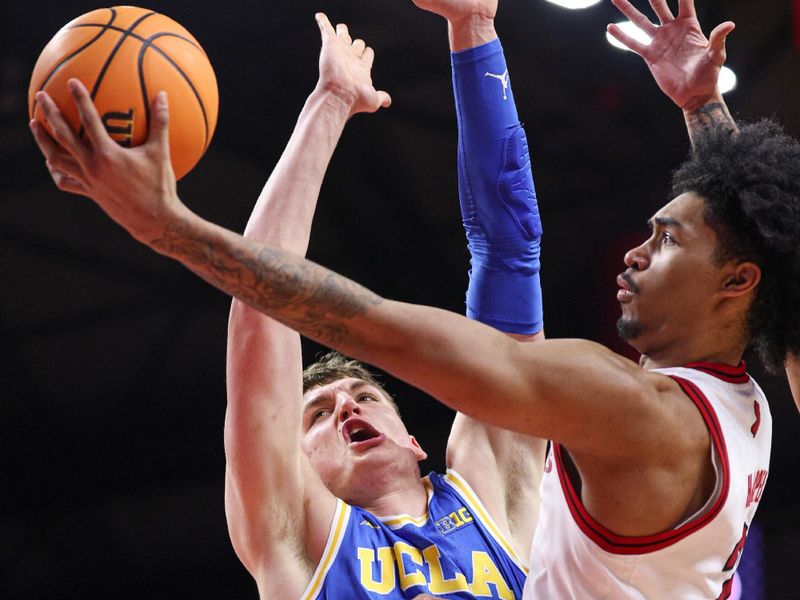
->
{"left": 545, "top": 0, "right": 603, "bottom": 9}
{"left": 718, "top": 66, "right": 737, "bottom": 94}
{"left": 606, "top": 20, "right": 652, "bottom": 50}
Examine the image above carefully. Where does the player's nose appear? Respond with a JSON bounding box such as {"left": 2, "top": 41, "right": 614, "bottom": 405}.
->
{"left": 623, "top": 244, "right": 649, "bottom": 271}
{"left": 337, "top": 393, "right": 361, "bottom": 422}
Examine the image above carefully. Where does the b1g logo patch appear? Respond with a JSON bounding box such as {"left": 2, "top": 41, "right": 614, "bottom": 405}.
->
{"left": 435, "top": 507, "right": 474, "bottom": 535}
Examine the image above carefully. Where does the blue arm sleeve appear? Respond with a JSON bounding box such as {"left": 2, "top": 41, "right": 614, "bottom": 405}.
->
{"left": 451, "top": 39, "right": 543, "bottom": 334}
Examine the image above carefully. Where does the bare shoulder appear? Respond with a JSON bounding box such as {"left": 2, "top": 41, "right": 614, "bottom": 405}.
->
{"left": 567, "top": 370, "right": 714, "bottom": 536}
{"left": 641, "top": 369, "right": 714, "bottom": 451}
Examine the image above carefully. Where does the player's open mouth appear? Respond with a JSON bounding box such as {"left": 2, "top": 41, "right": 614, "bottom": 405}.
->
{"left": 616, "top": 274, "right": 636, "bottom": 303}
{"left": 342, "top": 418, "right": 384, "bottom": 449}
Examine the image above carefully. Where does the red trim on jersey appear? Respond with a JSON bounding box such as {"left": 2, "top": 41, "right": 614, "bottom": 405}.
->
{"left": 684, "top": 361, "right": 750, "bottom": 384}
{"left": 554, "top": 376, "right": 730, "bottom": 555}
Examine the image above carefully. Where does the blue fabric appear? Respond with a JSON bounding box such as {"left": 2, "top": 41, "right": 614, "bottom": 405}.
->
{"left": 309, "top": 471, "right": 526, "bottom": 598}
{"left": 452, "top": 39, "right": 543, "bottom": 334}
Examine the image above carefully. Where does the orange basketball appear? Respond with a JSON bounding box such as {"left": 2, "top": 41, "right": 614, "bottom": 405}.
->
{"left": 28, "top": 6, "right": 219, "bottom": 180}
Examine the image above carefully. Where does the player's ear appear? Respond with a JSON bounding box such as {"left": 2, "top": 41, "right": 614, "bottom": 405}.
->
{"left": 720, "top": 261, "right": 761, "bottom": 297}
{"left": 409, "top": 435, "right": 428, "bottom": 462}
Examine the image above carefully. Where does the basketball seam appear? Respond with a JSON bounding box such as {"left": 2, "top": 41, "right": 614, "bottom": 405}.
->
{"left": 138, "top": 33, "right": 213, "bottom": 151}
{"left": 68, "top": 23, "right": 205, "bottom": 54}
{"left": 30, "top": 8, "right": 117, "bottom": 118}
{"left": 80, "top": 11, "right": 158, "bottom": 139}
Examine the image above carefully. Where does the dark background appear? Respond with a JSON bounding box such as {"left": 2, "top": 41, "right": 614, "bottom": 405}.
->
{"left": 3, "top": 0, "right": 799, "bottom": 597}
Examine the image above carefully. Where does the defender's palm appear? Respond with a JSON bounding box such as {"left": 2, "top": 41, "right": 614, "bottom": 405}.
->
{"left": 411, "top": 0, "right": 496, "bottom": 21}
{"left": 639, "top": 18, "right": 729, "bottom": 108}
{"left": 316, "top": 14, "right": 390, "bottom": 117}
{"left": 608, "top": 0, "right": 733, "bottom": 109}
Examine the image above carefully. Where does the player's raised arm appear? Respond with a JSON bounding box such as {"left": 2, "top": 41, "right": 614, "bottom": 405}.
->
{"left": 413, "top": 0, "right": 545, "bottom": 559}
{"left": 30, "top": 14, "right": 392, "bottom": 598}
{"left": 224, "top": 13, "right": 390, "bottom": 589}
{"left": 607, "top": 0, "right": 737, "bottom": 144}
{"left": 609, "top": 1, "right": 800, "bottom": 416}
{"left": 30, "top": 57, "right": 683, "bottom": 463}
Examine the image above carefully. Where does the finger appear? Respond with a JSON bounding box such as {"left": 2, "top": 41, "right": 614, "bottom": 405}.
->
{"left": 677, "top": 0, "right": 697, "bottom": 19}
{"left": 610, "top": 0, "right": 658, "bottom": 35}
{"left": 708, "top": 21, "right": 735, "bottom": 64}
{"left": 67, "top": 78, "right": 110, "bottom": 150}
{"left": 362, "top": 46, "right": 375, "bottom": 70}
{"left": 32, "top": 119, "right": 86, "bottom": 182}
{"left": 34, "top": 90, "right": 87, "bottom": 161}
{"left": 45, "top": 150, "right": 85, "bottom": 181}
{"left": 377, "top": 90, "right": 392, "bottom": 110}
{"left": 315, "top": 12, "right": 335, "bottom": 40}
{"left": 335, "top": 23, "right": 352, "bottom": 44}
{"left": 147, "top": 91, "right": 171, "bottom": 153}
{"left": 49, "top": 166, "right": 88, "bottom": 196}
{"left": 352, "top": 38, "right": 366, "bottom": 57}
{"left": 29, "top": 118, "right": 62, "bottom": 162}
{"left": 648, "top": 0, "right": 674, "bottom": 24}
{"left": 606, "top": 23, "right": 650, "bottom": 57}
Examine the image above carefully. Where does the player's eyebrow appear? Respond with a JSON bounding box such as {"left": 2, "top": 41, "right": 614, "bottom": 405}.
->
{"left": 647, "top": 216, "right": 682, "bottom": 229}
{"left": 302, "top": 380, "right": 371, "bottom": 414}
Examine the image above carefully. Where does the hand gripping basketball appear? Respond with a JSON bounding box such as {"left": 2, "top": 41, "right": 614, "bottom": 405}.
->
{"left": 29, "top": 6, "right": 218, "bottom": 180}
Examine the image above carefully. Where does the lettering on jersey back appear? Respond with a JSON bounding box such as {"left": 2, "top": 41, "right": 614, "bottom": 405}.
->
{"left": 746, "top": 469, "right": 768, "bottom": 507}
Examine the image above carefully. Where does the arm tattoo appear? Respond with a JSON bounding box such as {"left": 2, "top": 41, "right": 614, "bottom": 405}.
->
{"left": 149, "top": 217, "right": 382, "bottom": 347}
{"left": 684, "top": 101, "right": 738, "bottom": 148}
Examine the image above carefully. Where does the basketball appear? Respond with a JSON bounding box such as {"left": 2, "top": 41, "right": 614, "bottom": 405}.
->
{"left": 28, "top": 6, "right": 218, "bottom": 180}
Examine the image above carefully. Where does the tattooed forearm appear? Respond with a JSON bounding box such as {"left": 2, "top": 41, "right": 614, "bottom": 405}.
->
{"left": 684, "top": 101, "right": 738, "bottom": 148}
{"left": 149, "top": 216, "right": 382, "bottom": 347}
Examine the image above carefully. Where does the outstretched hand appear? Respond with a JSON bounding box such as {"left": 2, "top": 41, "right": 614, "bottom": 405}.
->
{"left": 315, "top": 13, "right": 391, "bottom": 117}
{"left": 411, "top": 0, "right": 497, "bottom": 51}
{"left": 411, "top": 0, "right": 496, "bottom": 22}
{"left": 30, "top": 79, "right": 183, "bottom": 243}
{"left": 607, "top": 0, "right": 734, "bottom": 110}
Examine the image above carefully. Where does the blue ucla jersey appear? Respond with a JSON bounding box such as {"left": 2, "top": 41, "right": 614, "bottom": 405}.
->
{"left": 301, "top": 469, "right": 527, "bottom": 599}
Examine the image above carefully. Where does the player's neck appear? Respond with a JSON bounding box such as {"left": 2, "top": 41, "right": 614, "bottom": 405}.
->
{"left": 350, "top": 470, "right": 429, "bottom": 519}
{"left": 639, "top": 336, "right": 746, "bottom": 370}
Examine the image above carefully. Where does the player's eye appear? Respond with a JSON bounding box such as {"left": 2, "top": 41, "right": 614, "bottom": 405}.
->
{"left": 357, "top": 393, "right": 377, "bottom": 402}
{"left": 311, "top": 408, "right": 331, "bottom": 423}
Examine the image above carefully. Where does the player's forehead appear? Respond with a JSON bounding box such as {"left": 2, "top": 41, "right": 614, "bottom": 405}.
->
{"left": 650, "top": 192, "right": 718, "bottom": 243}
{"left": 302, "top": 377, "right": 382, "bottom": 406}
{"left": 652, "top": 192, "right": 706, "bottom": 226}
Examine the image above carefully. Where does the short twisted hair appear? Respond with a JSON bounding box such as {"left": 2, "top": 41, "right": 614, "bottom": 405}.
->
{"left": 671, "top": 119, "right": 800, "bottom": 371}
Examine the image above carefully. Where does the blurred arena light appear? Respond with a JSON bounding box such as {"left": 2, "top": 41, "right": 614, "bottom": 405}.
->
{"left": 606, "top": 20, "right": 652, "bottom": 50}
{"left": 718, "top": 66, "right": 737, "bottom": 94}
{"left": 545, "top": 0, "right": 603, "bottom": 9}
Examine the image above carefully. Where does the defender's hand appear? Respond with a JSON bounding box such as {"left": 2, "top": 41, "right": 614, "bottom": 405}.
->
{"left": 411, "top": 0, "right": 496, "bottom": 22}
{"left": 315, "top": 13, "right": 391, "bottom": 118}
{"left": 411, "top": 0, "right": 497, "bottom": 51}
{"left": 607, "top": 0, "right": 734, "bottom": 110}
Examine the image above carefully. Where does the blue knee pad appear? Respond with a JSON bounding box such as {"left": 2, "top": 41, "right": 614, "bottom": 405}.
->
{"left": 452, "top": 39, "right": 543, "bottom": 334}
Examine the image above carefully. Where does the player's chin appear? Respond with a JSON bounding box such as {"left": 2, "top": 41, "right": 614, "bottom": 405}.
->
{"left": 616, "top": 316, "right": 643, "bottom": 341}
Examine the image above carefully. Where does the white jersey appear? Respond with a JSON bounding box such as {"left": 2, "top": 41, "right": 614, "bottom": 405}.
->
{"left": 524, "top": 361, "right": 771, "bottom": 600}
